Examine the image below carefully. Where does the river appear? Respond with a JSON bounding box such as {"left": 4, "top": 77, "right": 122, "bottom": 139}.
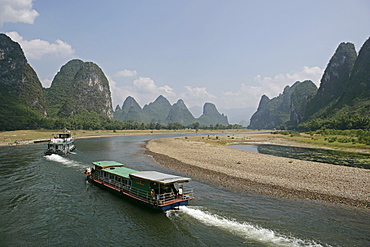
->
{"left": 229, "top": 144, "right": 370, "bottom": 169}
{"left": 0, "top": 134, "right": 369, "bottom": 246}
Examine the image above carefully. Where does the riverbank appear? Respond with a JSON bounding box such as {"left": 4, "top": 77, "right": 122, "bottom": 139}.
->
{"left": 0, "top": 129, "right": 256, "bottom": 147}
{"left": 145, "top": 135, "right": 370, "bottom": 209}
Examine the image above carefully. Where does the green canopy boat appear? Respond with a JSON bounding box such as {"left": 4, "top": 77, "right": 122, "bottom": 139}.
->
{"left": 85, "top": 161, "right": 194, "bottom": 211}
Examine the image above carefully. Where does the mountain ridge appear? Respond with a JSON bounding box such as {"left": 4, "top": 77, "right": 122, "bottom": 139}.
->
{"left": 113, "top": 96, "right": 230, "bottom": 127}
{"left": 1, "top": 32, "right": 368, "bottom": 131}
{"left": 0, "top": 33, "right": 47, "bottom": 117}
{"left": 248, "top": 37, "right": 370, "bottom": 130}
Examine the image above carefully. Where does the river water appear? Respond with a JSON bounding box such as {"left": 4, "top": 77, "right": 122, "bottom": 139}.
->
{"left": 1, "top": 134, "right": 369, "bottom": 246}
{"left": 229, "top": 144, "right": 370, "bottom": 169}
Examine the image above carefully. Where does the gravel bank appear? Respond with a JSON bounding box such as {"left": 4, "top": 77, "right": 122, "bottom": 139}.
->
{"left": 145, "top": 136, "right": 370, "bottom": 209}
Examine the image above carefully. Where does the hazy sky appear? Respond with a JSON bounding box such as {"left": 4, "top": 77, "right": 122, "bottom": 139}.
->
{"left": 1, "top": 0, "right": 369, "bottom": 111}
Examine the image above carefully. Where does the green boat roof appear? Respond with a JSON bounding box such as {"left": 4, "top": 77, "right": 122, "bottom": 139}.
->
{"left": 92, "top": 161, "right": 139, "bottom": 178}
{"left": 92, "top": 161, "right": 125, "bottom": 168}
{"left": 104, "top": 166, "right": 139, "bottom": 178}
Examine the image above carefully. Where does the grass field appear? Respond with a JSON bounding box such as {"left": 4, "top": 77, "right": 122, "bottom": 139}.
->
{"left": 278, "top": 133, "right": 370, "bottom": 152}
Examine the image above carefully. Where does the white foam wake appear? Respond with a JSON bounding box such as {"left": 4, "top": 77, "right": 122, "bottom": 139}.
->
{"left": 167, "top": 206, "right": 324, "bottom": 247}
{"left": 44, "top": 154, "right": 85, "bottom": 169}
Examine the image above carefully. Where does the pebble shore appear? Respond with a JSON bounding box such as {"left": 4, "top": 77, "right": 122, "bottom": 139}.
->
{"left": 145, "top": 136, "right": 370, "bottom": 209}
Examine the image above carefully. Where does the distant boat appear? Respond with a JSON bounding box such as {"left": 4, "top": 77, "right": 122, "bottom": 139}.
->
{"left": 85, "top": 161, "right": 194, "bottom": 211}
{"left": 45, "top": 133, "right": 75, "bottom": 155}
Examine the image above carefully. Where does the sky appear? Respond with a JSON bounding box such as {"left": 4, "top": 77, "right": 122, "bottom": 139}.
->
{"left": 1, "top": 0, "right": 369, "bottom": 120}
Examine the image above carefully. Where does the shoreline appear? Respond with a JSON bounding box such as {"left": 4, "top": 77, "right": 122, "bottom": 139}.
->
{"left": 144, "top": 136, "right": 370, "bottom": 209}
{"left": 0, "top": 129, "right": 257, "bottom": 147}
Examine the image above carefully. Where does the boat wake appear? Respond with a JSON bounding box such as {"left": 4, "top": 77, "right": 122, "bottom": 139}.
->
{"left": 167, "top": 206, "right": 324, "bottom": 247}
{"left": 44, "top": 154, "right": 85, "bottom": 169}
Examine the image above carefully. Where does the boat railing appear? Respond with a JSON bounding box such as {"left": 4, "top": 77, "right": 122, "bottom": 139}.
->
{"left": 93, "top": 175, "right": 152, "bottom": 201}
{"left": 181, "top": 188, "right": 194, "bottom": 200}
{"left": 129, "top": 186, "right": 151, "bottom": 201}
{"left": 151, "top": 188, "right": 194, "bottom": 204}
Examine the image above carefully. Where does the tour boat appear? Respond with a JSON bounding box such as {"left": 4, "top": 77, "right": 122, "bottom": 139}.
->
{"left": 85, "top": 161, "right": 194, "bottom": 211}
{"left": 45, "top": 133, "right": 75, "bottom": 155}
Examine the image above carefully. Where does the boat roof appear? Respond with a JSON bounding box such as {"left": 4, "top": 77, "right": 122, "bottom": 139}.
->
{"left": 104, "top": 166, "right": 139, "bottom": 179}
{"left": 130, "top": 171, "right": 191, "bottom": 184}
{"left": 92, "top": 161, "right": 191, "bottom": 183}
{"left": 92, "top": 161, "right": 125, "bottom": 168}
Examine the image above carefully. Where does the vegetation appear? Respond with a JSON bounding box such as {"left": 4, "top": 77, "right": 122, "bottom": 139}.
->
{"left": 298, "top": 114, "right": 370, "bottom": 131}
{"left": 273, "top": 127, "right": 370, "bottom": 147}
{"left": 0, "top": 90, "right": 52, "bottom": 131}
{"left": 44, "top": 59, "right": 84, "bottom": 117}
{"left": 307, "top": 128, "right": 370, "bottom": 146}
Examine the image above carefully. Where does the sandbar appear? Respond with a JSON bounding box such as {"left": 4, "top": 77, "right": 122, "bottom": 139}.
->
{"left": 145, "top": 135, "right": 370, "bottom": 209}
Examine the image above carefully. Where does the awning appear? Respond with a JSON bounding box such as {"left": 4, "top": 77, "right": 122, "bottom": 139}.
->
{"left": 130, "top": 171, "right": 191, "bottom": 184}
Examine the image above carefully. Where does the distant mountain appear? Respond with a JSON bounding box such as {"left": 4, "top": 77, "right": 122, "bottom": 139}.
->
{"left": 198, "top": 103, "right": 228, "bottom": 126}
{"left": 54, "top": 61, "right": 113, "bottom": 118}
{"left": 248, "top": 82, "right": 300, "bottom": 129}
{"left": 191, "top": 105, "right": 252, "bottom": 125}
{"left": 219, "top": 107, "right": 256, "bottom": 126}
{"left": 114, "top": 96, "right": 143, "bottom": 122}
{"left": 45, "top": 59, "right": 84, "bottom": 117}
{"left": 300, "top": 38, "right": 370, "bottom": 130}
{"left": 332, "top": 37, "right": 370, "bottom": 114}
{"left": 289, "top": 80, "right": 318, "bottom": 126}
{"left": 113, "top": 95, "right": 229, "bottom": 126}
{"left": 257, "top": 95, "right": 270, "bottom": 111}
{"left": 248, "top": 81, "right": 317, "bottom": 129}
{"left": 142, "top": 95, "right": 172, "bottom": 124}
{"left": 0, "top": 33, "right": 47, "bottom": 116}
{"left": 239, "top": 119, "right": 249, "bottom": 127}
{"left": 189, "top": 105, "right": 203, "bottom": 118}
{"left": 249, "top": 38, "right": 370, "bottom": 131}
{"left": 166, "top": 99, "right": 196, "bottom": 125}
{"left": 304, "top": 42, "right": 357, "bottom": 119}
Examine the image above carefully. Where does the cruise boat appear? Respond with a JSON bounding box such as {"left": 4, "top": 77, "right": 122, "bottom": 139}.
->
{"left": 45, "top": 133, "right": 75, "bottom": 155}
{"left": 85, "top": 161, "right": 194, "bottom": 211}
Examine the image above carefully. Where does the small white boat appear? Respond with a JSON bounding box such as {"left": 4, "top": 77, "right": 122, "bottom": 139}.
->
{"left": 45, "top": 133, "right": 75, "bottom": 155}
